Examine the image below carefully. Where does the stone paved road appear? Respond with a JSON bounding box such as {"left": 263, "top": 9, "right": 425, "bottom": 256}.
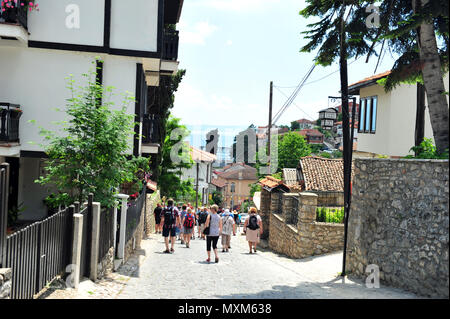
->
{"left": 117, "top": 230, "right": 421, "bottom": 299}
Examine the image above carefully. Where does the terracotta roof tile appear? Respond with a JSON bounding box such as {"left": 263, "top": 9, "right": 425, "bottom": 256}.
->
{"left": 217, "top": 163, "right": 258, "bottom": 180}
{"left": 211, "top": 176, "right": 227, "bottom": 188}
{"left": 299, "top": 156, "right": 354, "bottom": 192}
{"left": 298, "top": 129, "right": 324, "bottom": 137}
{"left": 348, "top": 70, "right": 391, "bottom": 89}
{"left": 259, "top": 176, "right": 282, "bottom": 189}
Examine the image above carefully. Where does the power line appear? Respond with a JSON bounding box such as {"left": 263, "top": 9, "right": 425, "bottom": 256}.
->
{"left": 273, "top": 43, "right": 382, "bottom": 90}
{"left": 274, "top": 86, "right": 316, "bottom": 121}
{"left": 272, "top": 62, "right": 317, "bottom": 124}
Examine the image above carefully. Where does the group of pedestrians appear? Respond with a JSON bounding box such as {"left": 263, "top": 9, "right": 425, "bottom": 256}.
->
{"left": 154, "top": 199, "right": 264, "bottom": 262}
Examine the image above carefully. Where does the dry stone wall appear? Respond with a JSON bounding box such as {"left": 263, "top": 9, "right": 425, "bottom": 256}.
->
{"left": 268, "top": 193, "right": 344, "bottom": 259}
{"left": 347, "top": 158, "right": 449, "bottom": 298}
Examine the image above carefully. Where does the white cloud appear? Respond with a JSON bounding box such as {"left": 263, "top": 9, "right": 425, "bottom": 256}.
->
{"left": 178, "top": 21, "right": 218, "bottom": 45}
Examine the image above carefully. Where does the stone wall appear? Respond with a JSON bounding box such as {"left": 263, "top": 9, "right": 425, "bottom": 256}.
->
{"left": 347, "top": 158, "right": 449, "bottom": 298}
{"left": 124, "top": 200, "right": 146, "bottom": 263}
{"left": 314, "top": 191, "right": 344, "bottom": 207}
{"left": 145, "top": 191, "right": 161, "bottom": 238}
{"left": 122, "top": 191, "right": 160, "bottom": 263}
{"left": 0, "top": 268, "right": 11, "bottom": 299}
{"left": 259, "top": 189, "right": 271, "bottom": 240}
{"left": 97, "top": 246, "right": 114, "bottom": 280}
{"left": 268, "top": 193, "right": 344, "bottom": 259}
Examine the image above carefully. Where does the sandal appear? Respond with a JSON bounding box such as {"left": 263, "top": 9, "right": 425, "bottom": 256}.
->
{"left": 164, "top": 250, "right": 170, "bottom": 254}
{"left": 215, "top": 258, "right": 219, "bottom": 263}
{"left": 206, "top": 258, "right": 211, "bottom": 263}
{"left": 170, "top": 248, "right": 174, "bottom": 253}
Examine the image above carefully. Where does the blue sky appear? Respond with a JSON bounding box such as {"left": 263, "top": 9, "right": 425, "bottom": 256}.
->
{"left": 173, "top": 0, "right": 397, "bottom": 148}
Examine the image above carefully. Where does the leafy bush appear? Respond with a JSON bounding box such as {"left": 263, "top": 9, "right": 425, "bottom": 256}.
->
{"left": 316, "top": 207, "right": 344, "bottom": 223}
{"left": 404, "top": 138, "right": 449, "bottom": 159}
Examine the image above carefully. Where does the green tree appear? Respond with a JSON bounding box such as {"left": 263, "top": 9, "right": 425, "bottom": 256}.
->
{"left": 158, "top": 116, "right": 195, "bottom": 199}
{"left": 277, "top": 132, "right": 311, "bottom": 171}
{"left": 148, "top": 70, "right": 186, "bottom": 181}
{"left": 374, "top": 0, "right": 449, "bottom": 154}
{"left": 34, "top": 59, "right": 139, "bottom": 208}
{"left": 211, "top": 191, "right": 223, "bottom": 206}
{"left": 290, "top": 121, "right": 300, "bottom": 131}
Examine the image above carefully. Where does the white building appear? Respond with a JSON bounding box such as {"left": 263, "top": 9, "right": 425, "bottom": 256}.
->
{"left": 0, "top": 0, "right": 183, "bottom": 221}
{"left": 348, "top": 70, "right": 449, "bottom": 157}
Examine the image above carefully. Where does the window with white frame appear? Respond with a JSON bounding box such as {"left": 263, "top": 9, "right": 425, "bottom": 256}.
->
{"left": 358, "top": 96, "right": 378, "bottom": 134}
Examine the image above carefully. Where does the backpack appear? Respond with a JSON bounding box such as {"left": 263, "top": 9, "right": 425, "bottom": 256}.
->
{"left": 199, "top": 211, "right": 208, "bottom": 224}
{"left": 247, "top": 215, "right": 259, "bottom": 230}
{"left": 163, "top": 207, "right": 174, "bottom": 226}
{"left": 184, "top": 213, "right": 194, "bottom": 228}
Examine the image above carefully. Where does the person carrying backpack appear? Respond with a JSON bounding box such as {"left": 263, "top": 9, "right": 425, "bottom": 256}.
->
{"left": 179, "top": 205, "right": 188, "bottom": 244}
{"left": 182, "top": 208, "right": 195, "bottom": 248}
{"left": 198, "top": 207, "right": 208, "bottom": 240}
{"left": 221, "top": 209, "right": 235, "bottom": 252}
{"left": 244, "top": 207, "right": 263, "bottom": 254}
{"left": 161, "top": 199, "right": 180, "bottom": 253}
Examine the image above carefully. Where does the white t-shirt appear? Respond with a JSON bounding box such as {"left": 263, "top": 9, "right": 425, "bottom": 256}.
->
{"left": 222, "top": 215, "right": 235, "bottom": 235}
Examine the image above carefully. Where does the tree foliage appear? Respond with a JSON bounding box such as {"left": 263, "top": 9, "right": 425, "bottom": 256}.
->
{"left": 277, "top": 132, "right": 312, "bottom": 171}
{"left": 158, "top": 116, "right": 195, "bottom": 200}
{"left": 34, "top": 59, "right": 143, "bottom": 208}
{"left": 148, "top": 70, "right": 186, "bottom": 180}
{"left": 290, "top": 121, "right": 300, "bottom": 131}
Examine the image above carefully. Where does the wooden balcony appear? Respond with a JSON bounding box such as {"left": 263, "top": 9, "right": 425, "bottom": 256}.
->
{"left": 162, "top": 29, "right": 179, "bottom": 61}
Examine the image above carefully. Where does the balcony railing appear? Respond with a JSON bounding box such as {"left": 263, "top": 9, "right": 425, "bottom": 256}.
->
{"left": 0, "top": 0, "right": 28, "bottom": 29}
{"left": 162, "top": 30, "right": 179, "bottom": 61}
{"left": 0, "top": 103, "right": 22, "bottom": 143}
{"left": 142, "top": 114, "right": 160, "bottom": 145}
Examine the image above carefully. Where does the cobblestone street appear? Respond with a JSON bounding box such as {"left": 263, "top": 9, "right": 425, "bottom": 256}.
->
{"left": 114, "top": 230, "right": 420, "bottom": 299}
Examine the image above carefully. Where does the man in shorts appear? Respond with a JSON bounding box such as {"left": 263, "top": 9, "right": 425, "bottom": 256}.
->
{"left": 161, "top": 199, "right": 180, "bottom": 253}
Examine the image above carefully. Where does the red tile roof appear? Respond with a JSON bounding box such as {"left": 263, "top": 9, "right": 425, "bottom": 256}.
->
{"left": 216, "top": 163, "right": 258, "bottom": 180}
{"left": 211, "top": 176, "right": 227, "bottom": 188}
{"left": 296, "top": 119, "right": 314, "bottom": 124}
{"left": 299, "top": 156, "right": 349, "bottom": 192}
{"left": 298, "top": 129, "right": 324, "bottom": 137}
{"left": 259, "top": 176, "right": 282, "bottom": 189}
{"left": 348, "top": 70, "right": 391, "bottom": 89}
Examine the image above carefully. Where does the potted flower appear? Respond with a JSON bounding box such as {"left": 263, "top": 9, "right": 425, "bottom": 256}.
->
{"left": 1, "top": 0, "right": 39, "bottom": 23}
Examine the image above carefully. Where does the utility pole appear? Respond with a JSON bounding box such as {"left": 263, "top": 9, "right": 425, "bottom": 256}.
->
{"left": 268, "top": 81, "right": 273, "bottom": 173}
{"left": 339, "top": 1, "right": 352, "bottom": 277}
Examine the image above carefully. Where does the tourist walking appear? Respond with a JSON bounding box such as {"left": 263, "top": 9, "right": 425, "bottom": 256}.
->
{"left": 198, "top": 207, "right": 208, "bottom": 240}
{"left": 182, "top": 208, "right": 196, "bottom": 248}
{"left": 204, "top": 205, "right": 222, "bottom": 263}
{"left": 233, "top": 210, "right": 241, "bottom": 234}
{"left": 154, "top": 203, "right": 163, "bottom": 234}
{"left": 244, "top": 207, "right": 263, "bottom": 254}
{"left": 160, "top": 199, "right": 180, "bottom": 253}
{"left": 178, "top": 205, "right": 188, "bottom": 244}
{"left": 221, "top": 209, "right": 235, "bottom": 252}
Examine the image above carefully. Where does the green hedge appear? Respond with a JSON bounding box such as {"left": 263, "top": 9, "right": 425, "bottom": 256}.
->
{"left": 316, "top": 207, "right": 344, "bottom": 224}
